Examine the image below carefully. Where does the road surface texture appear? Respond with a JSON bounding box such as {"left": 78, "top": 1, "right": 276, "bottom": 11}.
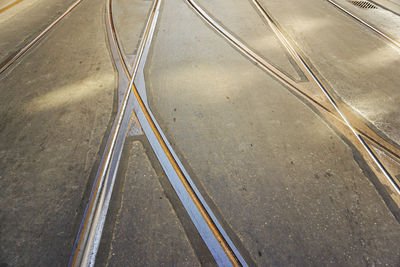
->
{"left": 144, "top": 0, "right": 400, "bottom": 265}
{"left": 0, "top": 0, "right": 115, "bottom": 265}
{"left": 97, "top": 139, "right": 200, "bottom": 266}
{"left": 0, "top": 0, "right": 77, "bottom": 67}
{"left": 257, "top": 0, "right": 400, "bottom": 147}
{"left": 1, "top": 0, "right": 400, "bottom": 266}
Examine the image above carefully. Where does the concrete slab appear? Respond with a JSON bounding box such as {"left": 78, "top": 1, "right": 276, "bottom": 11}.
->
{"left": 101, "top": 140, "right": 200, "bottom": 266}
{"left": 145, "top": 0, "right": 400, "bottom": 265}
{"left": 112, "top": 0, "right": 153, "bottom": 56}
{"left": 332, "top": 0, "right": 400, "bottom": 43}
{"left": 196, "top": 0, "right": 305, "bottom": 82}
{"left": 0, "top": 0, "right": 77, "bottom": 66}
{"left": 0, "top": 0, "right": 115, "bottom": 265}
{"left": 257, "top": 0, "right": 400, "bottom": 147}
{"left": 372, "top": 0, "right": 400, "bottom": 15}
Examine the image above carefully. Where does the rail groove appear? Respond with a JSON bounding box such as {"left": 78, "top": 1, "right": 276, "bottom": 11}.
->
{"left": 327, "top": 0, "right": 400, "bottom": 49}
{"left": 251, "top": 0, "right": 400, "bottom": 194}
{"left": 69, "top": 0, "right": 246, "bottom": 265}
{"left": 68, "top": 0, "right": 160, "bottom": 265}
{"left": 186, "top": 0, "right": 400, "bottom": 195}
{"left": 0, "top": 0, "right": 84, "bottom": 75}
{"left": 0, "top": 0, "right": 23, "bottom": 13}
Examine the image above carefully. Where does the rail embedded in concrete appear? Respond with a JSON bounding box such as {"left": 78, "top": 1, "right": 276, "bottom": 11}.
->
{"left": 0, "top": 0, "right": 23, "bottom": 13}
{"left": 250, "top": 0, "right": 400, "bottom": 196}
{"left": 327, "top": 0, "right": 400, "bottom": 49}
{"left": 370, "top": 0, "right": 400, "bottom": 16}
{"left": 0, "top": 0, "right": 84, "bottom": 75}
{"left": 187, "top": 0, "right": 400, "bottom": 170}
{"left": 111, "top": 2, "right": 246, "bottom": 266}
{"left": 69, "top": 0, "right": 247, "bottom": 265}
{"left": 185, "top": 0, "right": 400, "bottom": 197}
{"left": 68, "top": 0, "right": 160, "bottom": 265}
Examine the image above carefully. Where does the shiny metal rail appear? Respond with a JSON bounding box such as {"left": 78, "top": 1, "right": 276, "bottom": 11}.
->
{"left": 108, "top": 0, "right": 246, "bottom": 265}
{"left": 0, "top": 0, "right": 84, "bottom": 75}
{"left": 0, "top": 0, "right": 23, "bottom": 13}
{"left": 187, "top": 0, "right": 400, "bottom": 168}
{"left": 370, "top": 0, "right": 400, "bottom": 16}
{"left": 327, "top": 0, "right": 400, "bottom": 49}
{"left": 68, "top": 0, "right": 160, "bottom": 265}
{"left": 186, "top": 0, "right": 400, "bottom": 196}
{"left": 251, "top": 0, "right": 400, "bottom": 195}
{"left": 69, "top": 0, "right": 246, "bottom": 265}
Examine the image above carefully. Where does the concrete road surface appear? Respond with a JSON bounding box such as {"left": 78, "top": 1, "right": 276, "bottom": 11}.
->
{"left": 1, "top": 0, "right": 400, "bottom": 265}
{"left": 0, "top": 0, "right": 115, "bottom": 265}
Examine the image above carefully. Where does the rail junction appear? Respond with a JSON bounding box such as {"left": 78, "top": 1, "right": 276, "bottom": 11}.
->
{"left": 1, "top": 0, "right": 400, "bottom": 266}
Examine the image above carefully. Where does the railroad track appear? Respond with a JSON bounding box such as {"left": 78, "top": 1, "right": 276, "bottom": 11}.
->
{"left": 71, "top": 0, "right": 400, "bottom": 264}
{"left": 185, "top": 0, "right": 400, "bottom": 200}
{"left": 249, "top": 0, "right": 400, "bottom": 194}
{"left": 0, "top": 0, "right": 84, "bottom": 75}
{"left": 69, "top": 0, "right": 247, "bottom": 265}
{"left": 326, "top": 0, "right": 400, "bottom": 49}
{"left": 1, "top": 0, "right": 397, "bottom": 264}
{"left": 0, "top": 0, "right": 23, "bottom": 13}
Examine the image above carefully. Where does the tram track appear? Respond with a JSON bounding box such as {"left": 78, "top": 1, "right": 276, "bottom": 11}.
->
{"left": 69, "top": 0, "right": 247, "bottom": 265}
{"left": 68, "top": 1, "right": 161, "bottom": 265}
{"left": 250, "top": 0, "right": 400, "bottom": 195}
{"left": 0, "top": 0, "right": 23, "bottom": 13}
{"left": 249, "top": 0, "right": 400, "bottom": 192}
{"left": 185, "top": 0, "right": 400, "bottom": 199}
{"left": 0, "top": 0, "right": 397, "bottom": 264}
{"left": 0, "top": 0, "right": 84, "bottom": 75}
{"left": 326, "top": 0, "right": 400, "bottom": 49}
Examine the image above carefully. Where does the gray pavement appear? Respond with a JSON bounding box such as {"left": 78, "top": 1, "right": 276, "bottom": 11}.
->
{"left": 0, "top": 0, "right": 115, "bottom": 265}
{"left": 145, "top": 0, "right": 400, "bottom": 265}
{"left": 258, "top": 0, "right": 400, "bottom": 148}
{"left": 372, "top": 0, "right": 400, "bottom": 15}
{"left": 1, "top": 0, "right": 400, "bottom": 265}
{"left": 0, "top": 0, "right": 77, "bottom": 67}
{"left": 101, "top": 140, "right": 200, "bottom": 266}
{"left": 197, "top": 0, "right": 305, "bottom": 82}
{"left": 112, "top": 0, "right": 152, "bottom": 56}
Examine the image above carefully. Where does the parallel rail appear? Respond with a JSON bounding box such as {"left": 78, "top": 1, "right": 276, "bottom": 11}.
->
{"left": 69, "top": 0, "right": 246, "bottom": 265}
{"left": 68, "top": 1, "right": 160, "bottom": 265}
{"left": 0, "top": 0, "right": 84, "bottom": 75}
{"left": 250, "top": 0, "right": 400, "bottom": 194}
{"left": 186, "top": 0, "right": 400, "bottom": 196}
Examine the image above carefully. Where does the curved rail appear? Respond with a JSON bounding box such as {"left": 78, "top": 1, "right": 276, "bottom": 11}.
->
{"left": 251, "top": 0, "right": 400, "bottom": 195}
{"left": 107, "top": 0, "right": 245, "bottom": 265}
{"left": 69, "top": 0, "right": 246, "bottom": 265}
{"left": 0, "top": 0, "right": 23, "bottom": 13}
{"left": 68, "top": 1, "right": 160, "bottom": 265}
{"left": 186, "top": 0, "right": 400, "bottom": 196}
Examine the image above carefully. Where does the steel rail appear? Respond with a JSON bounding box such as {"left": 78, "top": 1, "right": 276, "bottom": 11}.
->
{"left": 185, "top": 0, "right": 400, "bottom": 167}
{"left": 326, "top": 0, "right": 400, "bottom": 49}
{"left": 68, "top": 1, "right": 160, "bottom": 265}
{"left": 251, "top": 0, "right": 400, "bottom": 195}
{"left": 108, "top": 0, "right": 248, "bottom": 264}
{"left": 107, "top": 0, "right": 245, "bottom": 265}
{"left": 107, "top": 0, "right": 131, "bottom": 78}
{"left": 186, "top": 0, "right": 400, "bottom": 194}
{"left": 0, "top": 0, "right": 23, "bottom": 13}
{"left": 185, "top": 0, "right": 400, "bottom": 166}
{"left": 369, "top": 0, "right": 400, "bottom": 16}
{"left": 0, "top": 0, "right": 84, "bottom": 75}
{"left": 70, "top": 0, "right": 246, "bottom": 265}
